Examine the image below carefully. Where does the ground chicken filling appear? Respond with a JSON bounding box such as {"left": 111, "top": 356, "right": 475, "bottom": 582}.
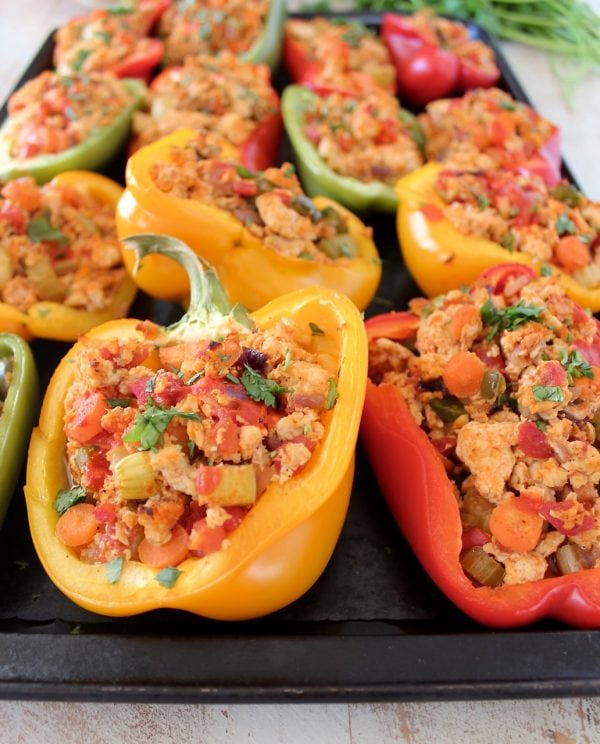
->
{"left": 419, "top": 88, "right": 556, "bottom": 171}
{"left": 0, "top": 177, "right": 126, "bottom": 312}
{"left": 285, "top": 17, "right": 396, "bottom": 93}
{"left": 133, "top": 52, "right": 278, "bottom": 150}
{"left": 58, "top": 316, "right": 336, "bottom": 566}
{"left": 436, "top": 170, "right": 600, "bottom": 287}
{"left": 369, "top": 273, "right": 600, "bottom": 587}
{"left": 5, "top": 71, "right": 135, "bottom": 160}
{"left": 54, "top": 8, "right": 158, "bottom": 76}
{"left": 302, "top": 89, "right": 423, "bottom": 185}
{"left": 150, "top": 139, "right": 360, "bottom": 263}
{"left": 159, "top": 0, "right": 268, "bottom": 65}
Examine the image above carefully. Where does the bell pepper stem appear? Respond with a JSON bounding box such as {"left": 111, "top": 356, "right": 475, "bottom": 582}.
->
{"left": 122, "top": 233, "right": 252, "bottom": 336}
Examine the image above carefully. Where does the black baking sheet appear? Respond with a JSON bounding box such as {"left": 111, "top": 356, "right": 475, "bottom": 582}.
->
{"left": 0, "top": 14, "right": 596, "bottom": 703}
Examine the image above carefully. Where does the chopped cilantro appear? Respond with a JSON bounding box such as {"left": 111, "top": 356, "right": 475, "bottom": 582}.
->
{"left": 186, "top": 371, "right": 204, "bottom": 385}
{"left": 340, "top": 21, "right": 369, "bottom": 47}
{"left": 187, "top": 440, "right": 196, "bottom": 459}
{"left": 309, "top": 322, "right": 325, "bottom": 336}
{"left": 559, "top": 349, "right": 593, "bottom": 385}
{"left": 225, "top": 373, "right": 241, "bottom": 385}
{"left": 500, "top": 232, "right": 515, "bottom": 250}
{"left": 235, "top": 164, "right": 255, "bottom": 179}
{"left": 532, "top": 385, "right": 564, "bottom": 402}
{"left": 282, "top": 348, "right": 292, "bottom": 372}
{"left": 26, "top": 215, "right": 69, "bottom": 245}
{"left": 535, "top": 420, "right": 547, "bottom": 432}
{"left": 326, "top": 377, "right": 339, "bottom": 410}
{"left": 541, "top": 263, "right": 553, "bottom": 277}
{"left": 106, "top": 557, "right": 123, "bottom": 585}
{"left": 72, "top": 48, "right": 92, "bottom": 72}
{"left": 145, "top": 376, "right": 156, "bottom": 393}
{"left": 476, "top": 193, "right": 490, "bottom": 210}
{"left": 283, "top": 164, "right": 296, "bottom": 177}
{"left": 498, "top": 100, "right": 517, "bottom": 111}
{"left": 123, "top": 401, "right": 201, "bottom": 451}
{"left": 106, "top": 397, "right": 131, "bottom": 408}
{"left": 555, "top": 213, "right": 577, "bottom": 236}
{"left": 54, "top": 486, "right": 87, "bottom": 515}
{"left": 155, "top": 566, "right": 182, "bottom": 589}
{"left": 240, "top": 365, "right": 291, "bottom": 408}
{"left": 70, "top": 624, "right": 81, "bottom": 635}
{"left": 550, "top": 183, "right": 582, "bottom": 207}
{"left": 198, "top": 21, "right": 212, "bottom": 40}
{"left": 480, "top": 300, "right": 544, "bottom": 341}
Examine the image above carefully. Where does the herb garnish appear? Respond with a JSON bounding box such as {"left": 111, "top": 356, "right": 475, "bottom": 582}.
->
{"left": 54, "top": 486, "right": 87, "bottom": 515}
{"left": 106, "top": 397, "right": 131, "bottom": 408}
{"left": 123, "top": 401, "right": 201, "bottom": 451}
{"left": 480, "top": 300, "right": 544, "bottom": 341}
{"left": 26, "top": 215, "right": 69, "bottom": 245}
{"left": 309, "top": 322, "right": 325, "bottom": 335}
{"left": 240, "top": 365, "right": 291, "bottom": 408}
{"left": 155, "top": 566, "right": 182, "bottom": 589}
{"left": 106, "top": 557, "right": 124, "bottom": 585}
{"left": 532, "top": 385, "right": 564, "bottom": 402}
{"left": 555, "top": 213, "right": 577, "bottom": 235}
{"left": 559, "top": 349, "right": 593, "bottom": 384}
{"left": 72, "top": 48, "right": 92, "bottom": 72}
{"left": 325, "top": 377, "right": 339, "bottom": 410}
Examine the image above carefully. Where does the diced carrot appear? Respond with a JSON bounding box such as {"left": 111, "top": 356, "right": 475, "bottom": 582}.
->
{"left": 64, "top": 391, "right": 107, "bottom": 444}
{"left": 489, "top": 496, "right": 543, "bottom": 553}
{"left": 158, "top": 342, "right": 203, "bottom": 370}
{"left": 1, "top": 177, "right": 41, "bottom": 212}
{"left": 189, "top": 519, "right": 227, "bottom": 555}
{"left": 55, "top": 503, "right": 98, "bottom": 548}
{"left": 138, "top": 524, "right": 189, "bottom": 568}
{"left": 554, "top": 236, "right": 591, "bottom": 273}
{"left": 442, "top": 351, "right": 486, "bottom": 398}
{"left": 450, "top": 305, "right": 480, "bottom": 342}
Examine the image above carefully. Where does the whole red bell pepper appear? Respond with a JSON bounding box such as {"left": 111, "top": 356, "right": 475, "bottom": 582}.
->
{"left": 381, "top": 12, "right": 500, "bottom": 107}
{"left": 361, "top": 265, "right": 600, "bottom": 629}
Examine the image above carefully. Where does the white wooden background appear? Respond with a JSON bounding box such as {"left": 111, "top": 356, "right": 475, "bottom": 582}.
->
{"left": 0, "top": 1, "right": 599, "bottom": 741}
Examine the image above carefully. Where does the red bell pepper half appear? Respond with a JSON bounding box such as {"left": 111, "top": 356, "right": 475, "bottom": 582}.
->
{"left": 361, "top": 265, "right": 600, "bottom": 629}
{"left": 238, "top": 91, "right": 283, "bottom": 172}
{"left": 381, "top": 13, "right": 500, "bottom": 107}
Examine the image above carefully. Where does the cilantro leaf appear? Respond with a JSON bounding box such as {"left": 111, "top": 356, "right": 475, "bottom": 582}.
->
{"left": 72, "top": 48, "right": 92, "bottom": 72}
{"left": 309, "top": 322, "right": 325, "bottom": 335}
{"left": 240, "top": 365, "right": 291, "bottom": 408}
{"left": 106, "top": 397, "right": 131, "bottom": 408}
{"left": 555, "top": 213, "right": 577, "bottom": 236}
{"left": 26, "top": 215, "right": 69, "bottom": 245}
{"left": 155, "top": 566, "right": 182, "bottom": 589}
{"left": 476, "top": 193, "right": 489, "bottom": 210}
{"left": 480, "top": 300, "right": 544, "bottom": 341}
{"left": 326, "top": 377, "right": 339, "bottom": 410}
{"left": 54, "top": 486, "right": 87, "bottom": 515}
{"left": 106, "top": 557, "right": 124, "bottom": 585}
{"left": 559, "top": 349, "right": 593, "bottom": 385}
{"left": 533, "top": 385, "right": 565, "bottom": 402}
{"left": 122, "top": 401, "right": 201, "bottom": 451}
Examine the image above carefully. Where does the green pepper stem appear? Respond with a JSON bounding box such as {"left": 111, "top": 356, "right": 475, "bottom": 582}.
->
{"left": 122, "top": 234, "right": 252, "bottom": 338}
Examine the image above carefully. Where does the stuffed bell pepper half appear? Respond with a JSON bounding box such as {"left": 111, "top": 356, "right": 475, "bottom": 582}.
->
{"left": 396, "top": 162, "right": 600, "bottom": 311}
{"left": 0, "top": 333, "right": 38, "bottom": 528}
{"left": 159, "top": 0, "right": 285, "bottom": 69}
{"left": 0, "top": 71, "right": 144, "bottom": 184}
{"left": 25, "top": 235, "right": 367, "bottom": 619}
{"left": 116, "top": 129, "right": 381, "bottom": 311}
{"left": 282, "top": 84, "right": 423, "bottom": 213}
{"left": 0, "top": 171, "right": 136, "bottom": 340}
{"left": 131, "top": 52, "right": 282, "bottom": 170}
{"left": 362, "top": 264, "right": 600, "bottom": 628}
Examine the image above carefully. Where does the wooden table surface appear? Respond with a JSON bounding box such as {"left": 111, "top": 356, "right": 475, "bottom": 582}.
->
{"left": 1, "top": 2, "right": 600, "bottom": 741}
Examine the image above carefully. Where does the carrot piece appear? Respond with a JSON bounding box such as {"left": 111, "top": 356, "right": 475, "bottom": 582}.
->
{"left": 1, "top": 177, "right": 41, "bottom": 211}
{"left": 450, "top": 305, "right": 480, "bottom": 342}
{"left": 55, "top": 503, "right": 98, "bottom": 548}
{"left": 489, "top": 496, "right": 543, "bottom": 553}
{"left": 442, "top": 351, "right": 486, "bottom": 398}
{"left": 138, "top": 524, "right": 189, "bottom": 568}
{"left": 189, "top": 519, "right": 227, "bottom": 555}
{"left": 64, "top": 391, "right": 107, "bottom": 444}
{"left": 554, "top": 236, "right": 591, "bottom": 273}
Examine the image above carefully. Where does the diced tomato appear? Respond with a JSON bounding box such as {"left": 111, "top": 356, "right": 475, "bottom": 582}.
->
{"left": 81, "top": 449, "right": 111, "bottom": 490}
{"left": 0, "top": 202, "right": 26, "bottom": 232}
{"left": 518, "top": 421, "right": 553, "bottom": 459}
{"left": 374, "top": 118, "right": 398, "bottom": 145}
{"left": 189, "top": 518, "right": 227, "bottom": 556}
{"left": 1, "top": 177, "right": 41, "bottom": 212}
{"left": 537, "top": 500, "right": 595, "bottom": 536}
{"left": 93, "top": 502, "right": 117, "bottom": 524}
{"left": 231, "top": 180, "right": 258, "bottom": 197}
{"left": 128, "top": 375, "right": 153, "bottom": 405}
{"left": 431, "top": 435, "right": 457, "bottom": 458}
{"left": 539, "top": 361, "right": 566, "bottom": 387}
{"left": 195, "top": 465, "right": 222, "bottom": 495}
{"left": 223, "top": 506, "right": 247, "bottom": 532}
{"left": 461, "top": 526, "right": 490, "bottom": 551}
{"left": 304, "top": 124, "right": 321, "bottom": 144}
{"left": 64, "top": 391, "right": 107, "bottom": 444}
{"left": 479, "top": 263, "right": 537, "bottom": 295}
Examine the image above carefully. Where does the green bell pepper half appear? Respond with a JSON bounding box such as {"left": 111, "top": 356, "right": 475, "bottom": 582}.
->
{"left": 282, "top": 84, "right": 401, "bottom": 214}
{"left": 0, "top": 333, "right": 38, "bottom": 527}
{"left": 0, "top": 78, "right": 146, "bottom": 184}
{"left": 241, "top": 0, "right": 286, "bottom": 70}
